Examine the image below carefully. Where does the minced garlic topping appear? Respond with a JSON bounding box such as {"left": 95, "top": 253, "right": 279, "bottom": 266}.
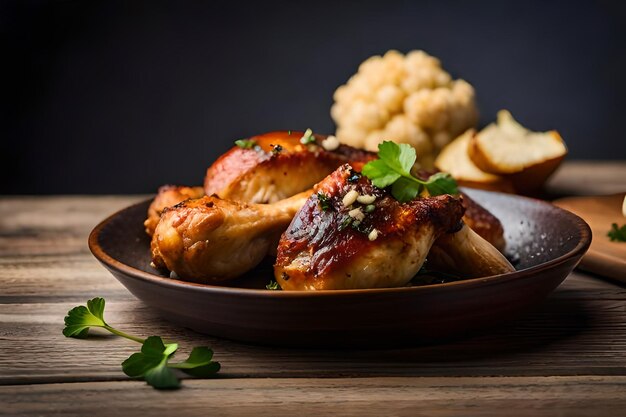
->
{"left": 342, "top": 190, "right": 359, "bottom": 206}
{"left": 356, "top": 194, "right": 376, "bottom": 204}
{"left": 321, "top": 135, "right": 340, "bottom": 151}
{"left": 348, "top": 207, "right": 365, "bottom": 221}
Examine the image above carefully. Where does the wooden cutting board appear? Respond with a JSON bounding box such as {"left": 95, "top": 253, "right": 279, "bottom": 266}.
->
{"left": 554, "top": 193, "right": 626, "bottom": 282}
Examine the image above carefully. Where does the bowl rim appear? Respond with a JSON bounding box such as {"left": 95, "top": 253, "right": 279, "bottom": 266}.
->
{"left": 88, "top": 191, "right": 592, "bottom": 298}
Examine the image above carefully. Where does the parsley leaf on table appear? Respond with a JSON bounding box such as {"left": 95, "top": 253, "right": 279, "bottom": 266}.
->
{"left": 62, "top": 297, "right": 107, "bottom": 338}
{"left": 608, "top": 223, "right": 626, "bottom": 242}
{"left": 63, "top": 297, "right": 144, "bottom": 342}
{"left": 63, "top": 297, "right": 220, "bottom": 389}
{"left": 122, "top": 336, "right": 180, "bottom": 389}
{"left": 362, "top": 141, "right": 459, "bottom": 202}
{"left": 169, "top": 346, "right": 221, "bottom": 377}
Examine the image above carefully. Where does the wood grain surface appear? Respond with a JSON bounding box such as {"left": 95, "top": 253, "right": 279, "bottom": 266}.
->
{"left": 2, "top": 377, "right": 626, "bottom": 417}
{"left": 554, "top": 193, "right": 626, "bottom": 282}
{"left": 1, "top": 161, "right": 626, "bottom": 416}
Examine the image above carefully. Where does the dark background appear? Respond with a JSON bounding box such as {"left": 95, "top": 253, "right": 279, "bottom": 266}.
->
{"left": 2, "top": 0, "right": 625, "bottom": 194}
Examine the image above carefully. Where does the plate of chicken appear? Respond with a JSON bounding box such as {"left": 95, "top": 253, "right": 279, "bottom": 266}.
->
{"left": 89, "top": 131, "right": 591, "bottom": 347}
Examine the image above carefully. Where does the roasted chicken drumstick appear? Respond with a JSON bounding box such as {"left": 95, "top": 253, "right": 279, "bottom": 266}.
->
{"left": 274, "top": 165, "right": 466, "bottom": 290}
{"left": 151, "top": 191, "right": 310, "bottom": 282}
{"left": 428, "top": 223, "right": 514, "bottom": 278}
{"left": 144, "top": 185, "right": 205, "bottom": 236}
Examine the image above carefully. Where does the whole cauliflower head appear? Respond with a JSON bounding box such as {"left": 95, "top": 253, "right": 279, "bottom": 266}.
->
{"left": 331, "top": 50, "right": 479, "bottom": 167}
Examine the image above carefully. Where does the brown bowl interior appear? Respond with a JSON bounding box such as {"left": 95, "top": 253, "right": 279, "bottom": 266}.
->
{"left": 89, "top": 189, "right": 591, "bottom": 347}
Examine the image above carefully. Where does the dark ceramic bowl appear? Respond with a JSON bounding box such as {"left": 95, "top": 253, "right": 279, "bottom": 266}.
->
{"left": 89, "top": 189, "right": 591, "bottom": 347}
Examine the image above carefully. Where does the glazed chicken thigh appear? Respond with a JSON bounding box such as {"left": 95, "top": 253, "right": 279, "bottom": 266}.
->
{"left": 151, "top": 191, "right": 310, "bottom": 282}
{"left": 274, "top": 165, "right": 466, "bottom": 290}
{"left": 204, "top": 131, "right": 374, "bottom": 203}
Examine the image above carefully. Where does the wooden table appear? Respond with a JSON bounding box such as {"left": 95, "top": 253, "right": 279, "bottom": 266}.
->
{"left": 1, "top": 161, "right": 625, "bottom": 416}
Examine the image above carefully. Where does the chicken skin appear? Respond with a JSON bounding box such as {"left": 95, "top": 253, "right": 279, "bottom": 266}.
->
{"left": 460, "top": 194, "right": 506, "bottom": 252}
{"left": 144, "top": 185, "right": 205, "bottom": 236}
{"left": 151, "top": 191, "right": 310, "bottom": 283}
{"left": 274, "top": 165, "right": 466, "bottom": 290}
{"left": 204, "top": 131, "right": 374, "bottom": 203}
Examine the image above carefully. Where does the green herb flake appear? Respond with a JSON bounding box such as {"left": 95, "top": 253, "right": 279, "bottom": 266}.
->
{"left": 351, "top": 219, "right": 372, "bottom": 234}
{"left": 364, "top": 204, "right": 375, "bottom": 213}
{"left": 266, "top": 280, "right": 281, "bottom": 290}
{"left": 300, "top": 128, "right": 316, "bottom": 145}
{"left": 608, "top": 223, "right": 626, "bottom": 242}
{"left": 235, "top": 139, "right": 257, "bottom": 149}
{"left": 338, "top": 216, "right": 353, "bottom": 231}
{"left": 317, "top": 192, "right": 332, "bottom": 211}
{"left": 362, "top": 141, "right": 459, "bottom": 202}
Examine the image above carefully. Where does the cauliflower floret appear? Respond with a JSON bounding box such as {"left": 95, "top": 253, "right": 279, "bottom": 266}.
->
{"left": 331, "top": 50, "right": 479, "bottom": 167}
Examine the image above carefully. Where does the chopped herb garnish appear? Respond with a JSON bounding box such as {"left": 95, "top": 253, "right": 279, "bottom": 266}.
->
{"left": 364, "top": 204, "right": 375, "bottom": 213}
{"left": 608, "top": 223, "right": 626, "bottom": 242}
{"left": 362, "top": 141, "right": 459, "bottom": 202}
{"left": 272, "top": 144, "right": 283, "bottom": 154}
{"left": 266, "top": 280, "right": 281, "bottom": 290}
{"left": 235, "top": 139, "right": 257, "bottom": 149}
{"left": 338, "top": 216, "right": 353, "bottom": 231}
{"left": 337, "top": 215, "right": 371, "bottom": 234}
{"left": 317, "top": 192, "right": 332, "bottom": 211}
{"left": 352, "top": 219, "right": 372, "bottom": 234}
{"left": 63, "top": 297, "right": 220, "bottom": 389}
{"left": 287, "top": 130, "right": 292, "bottom": 135}
{"left": 300, "top": 128, "right": 316, "bottom": 145}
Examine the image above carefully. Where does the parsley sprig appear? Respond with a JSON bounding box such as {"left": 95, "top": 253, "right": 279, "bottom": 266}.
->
{"left": 362, "top": 141, "right": 459, "bottom": 202}
{"left": 300, "top": 128, "right": 316, "bottom": 145}
{"left": 608, "top": 223, "right": 626, "bottom": 242}
{"left": 63, "top": 297, "right": 220, "bottom": 389}
{"left": 235, "top": 139, "right": 257, "bottom": 149}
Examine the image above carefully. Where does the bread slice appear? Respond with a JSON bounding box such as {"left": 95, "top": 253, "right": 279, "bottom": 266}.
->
{"left": 435, "top": 129, "right": 514, "bottom": 192}
{"left": 468, "top": 110, "right": 567, "bottom": 192}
